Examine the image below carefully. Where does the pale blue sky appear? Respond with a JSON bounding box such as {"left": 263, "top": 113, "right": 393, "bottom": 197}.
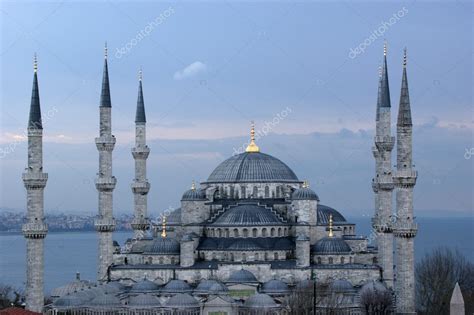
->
{"left": 1, "top": 1, "right": 472, "bottom": 216}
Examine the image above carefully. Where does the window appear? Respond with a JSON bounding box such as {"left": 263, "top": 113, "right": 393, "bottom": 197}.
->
{"left": 274, "top": 252, "right": 278, "bottom": 260}
{"left": 278, "top": 228, "right": 282, "bottom": 236}
{"left": 225, "top": 229, "right": 230, "bottom": 237}
{"left": 243, "top": 229, "right": 249, "bottom": 237}
{"left": 270, "top": 228, "right": 275, "bottom": 237}
{"left": 255, "top": 253, "right": 259, "bottom": 261}
{"left": 148, "top": 257, "right": 152, "bottom": 264}
{"left": 241, "top": 186, "right": 246, "bottom": 198}
{"left": 317, "top": 257, "right": 322, "bottom": 264}
{"left": 234, "top": 229, "right": 239, "bottom": 237}
{"left": 341, "top": 257, "right": 345, "bottom": 264}
{"left": 265, "top": 186, "right": 269, "bottom": 198}
{"left": 328, "top": 257, "right": 333, "bottom": 264}
{"left": 242, "top": 253, "right": 246, "bottom": 262}
{"left": 252, "top": 228, "right": 257, "bottom": 237}
{"left": 262, "top": 228, "right": 267, "bottom": 237}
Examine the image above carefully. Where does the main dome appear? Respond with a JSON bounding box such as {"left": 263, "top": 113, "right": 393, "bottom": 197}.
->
{"left": 206, "top": 152, "right": 299, "bottom": 183}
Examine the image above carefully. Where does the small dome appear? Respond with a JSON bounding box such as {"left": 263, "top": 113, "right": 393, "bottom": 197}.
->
{"left": 206, "top": 152, "right": 299, "bottom": 183}
{"left": 90, "top": 293, "right": 122, "bottom": 307}
{"left": 51, "top": 275, "right": 94, "bottom": 297}
{"left": 53, "top": 294, "right": 86, "bottom": 307}
{"left": 244, "top": 293, "right": 278, "bottom": 308}
{"left": 182, "top": 187, "right": 206, "bottom": 201}
{"left": 227, "top": 269, "right": 258, "bottom": 283}
{"left": 292, "top": 187, "right": 319, "bottom": 201}
{"left": 100, "top": 281, "right": 126, "bottom": 294}
{"left": 261, "top": 279, "right": 289, "bottom": 294}
{"left": 312, "top": 237, "right": 351, "bottom": 254}
{"left": 131, "top": 279, "right": 160, "bottom": 292}
{"left": 128, "top": 294, "right": 161, "bottom": 307}
{"left": 360, "top": 280, "right": 388, "bottom": 295}
{"left": 165, "top": 293, "right": 199, "bottom": 308}
{"left": 317, "top": 204, "right": 347, "bottom": 224}
{"left": 213, "top": 203, "right": 283, "bottom": 226}
{"left": 195, "top": 280, "right": 228, "bottom": 294}
{"left": 144, "top": 237, "right": 180, "bottom": 254}
{"left": 330, "top": 279, "right": 354, "bottom": 293}
{"left": 161, "top": 279, "right": 192, "bottom": 293}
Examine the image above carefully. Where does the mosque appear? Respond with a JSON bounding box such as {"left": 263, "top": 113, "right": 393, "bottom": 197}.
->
{"left": 21, "top": 43, "right": 417, "bottom": 314}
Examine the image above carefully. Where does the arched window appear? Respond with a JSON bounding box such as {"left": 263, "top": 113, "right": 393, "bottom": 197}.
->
{"left": 159, "top": 257, "right": 164, "bottom": 264}
{"left": 242, "top": 253, "right": 247, "bottom": 262}
{"left": 252, "top": 228, "right": 258, "bottom": 237}
{"left": 233, "top": 229, "right": 239, "bottom": 237}
{"left": 243, "top": 229, "right": 249, "bottom": 237}
{"left": 341, "top": 257, "right": 345, "bottom": 264}
{"left": 264, "top": 252, "right": 269, "bottom": 261}
{"left": 255, "top": 253, "right": 259, "bottom": 261}
{"left": 253, "top": 186, "right": 258, "bottom": 198}
{"left": 278, "top": 228, "right": 282, "bottom": 237}
{"left": 225, "top": 229, "right": 230, "bottom": 237}
{"left": 350, "top": 256, "right": 353, "bottom": 263}
{"left": 265, "top": 186, "right": 270, "bottom": 198}
{"left": 317, "top": 257, "right": 322, "bottom": 264}
{"left": 270, "top": 228, "right": 275, "bottom": 237}
{"left": 147, "top": 257, "right": 152, "bottom": 264}
{"left": 241, "top": 186, "right": 246, "bottom": 198}
{"left": 124, "top": 257, "right": 128, "bottom": 265}
{"left": 170, "top": 257, "right": 175, "bottom": 264}
{"left": 328, "top": 257, "right": 333, "bottom": 264}
{"left": 230, "top": 253, "right": 234, "bottom": 261}
{"left": 229, "top": 186, "right": 234, "bottom": 198}
{"left": 373, "top": 257, "right": 377, "bottom": 264}
{"left": 274, "top": 252, "right": 279, "bottom": 260}
{"left": 262, "top": 228, "right": 267, "bottom": 237}
{"left": 218, "top": 229, "right": 222, "bottom": 237}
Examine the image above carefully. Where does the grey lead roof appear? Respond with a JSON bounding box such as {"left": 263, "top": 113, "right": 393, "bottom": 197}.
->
{"left": 206, "top": 152, "right": 299, "bottom": 183}
{"left": 397, "top": 64, "right": 412, "bottom": 126}
{"left": 164, "top": 293, "right": 199, "bottom": 308}
{"left": 100, "top": 59, "right": 111, "bottom": 107}
{"left": 211, "top": 203, "right": 285, "bottom": 226}
{"left": 226, "top": 269, "right": 258, "bottom": 283}
{"left": 135, "top": 80, "right": 146, "bottom": 123}
{"left": 243, "top": 294, "right": 278, "bottom": 308}
{"left": 29, "top": 71, "right": 42, "bottom": 130}
{"left": 317, "top": 204, "right": 347, "bottom": 224}
{"left": 380, "top": 53, "right": 391, "bottom": 108}
{"left": 292, "top": 187, "right": 319, "bottom": 201}
{"left": 312, "top": 237, "right": 352, "bottom": 254}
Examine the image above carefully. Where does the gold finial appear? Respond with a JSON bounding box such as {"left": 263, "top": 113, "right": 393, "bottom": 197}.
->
{"left": 245, "top": 121, "right": 260, "bottom": 153}
{"left": 138, "top": 67, "right": 143, "bottom": 81}
{"left": 161, "top": 215, "right": 167, "bottom": 238}
{"left": 104, "top": 42, "right": 108, "bottom": 59}
{"left": 302, "top": 180, "right": 309, "bottom": 188}
{"left": 33, "top": 53, "right": 38, "bottom": 73}
{"left": 403, "top": 47, "right": 407, "bottom": 68}
{"left": 191, "top": 180, "right": 196, "bottom": 191}
{"left": 328, "top": 214, "right": 334, "bottom": 237}
{"left": 383, "top": 41, "right": 387, "bottom": 56}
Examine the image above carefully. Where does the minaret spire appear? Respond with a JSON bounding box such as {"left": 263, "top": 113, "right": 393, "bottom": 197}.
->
{"left": 95, "top": 44, "right": 117, "bottom": 281}
{"left": 393, "top": 47, "right": 418, "bottom": 314}
{"left": 131, "top": 68, "right": 150, "bottom": 238}
{"left": 380, "top": 41, "right": 391, "bottom": 109}
{"left": 23, "top": 53, "right": 48, "bottom": 312}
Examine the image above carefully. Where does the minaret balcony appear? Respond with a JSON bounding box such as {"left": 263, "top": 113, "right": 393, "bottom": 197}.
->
{"left": 374, "top": 174, "right": 394, "bottom": 190}
{"left": 95, "top": 177, "right": 117, "bottom": 191}
{"left": 372, "top": 146, "right": 381, "bottom": 158}
{"left": 393, "top": 170, "right": 417, "bottom": 186}
{"left": 95, "top": 136, "right": 116, "bottom": 151}
{"left": 371, "top": 217, "right": 393, "bottom": 233}
{"left": 131, "top": 146, "right": 150, "bottom": 159}
{"left": 393, "top": 222, "right": 418, "bottom": 238}
{"left": 22, "top": 172, "right": 48, "bottom": 189}
{"left": 131, "top": 217, "right": 150, "bottom": 230}
{"left": 94, "top": 217, "right": 116, "bottom": 232}
{"left": 22, "top": 222, "right": 48, "bottom": 239}
{"left": 131, "top": 181, "right": 150, "bottom": 194}
{"left": 372, "top": 179, "right": 379, "bottom": 192}
{"left": 375, "top": 136, "right": 395, "bottom": 151}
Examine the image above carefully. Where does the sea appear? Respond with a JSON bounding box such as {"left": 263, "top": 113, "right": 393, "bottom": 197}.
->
{"left": 0, "top": 217, "right": 473, "bottom": 294}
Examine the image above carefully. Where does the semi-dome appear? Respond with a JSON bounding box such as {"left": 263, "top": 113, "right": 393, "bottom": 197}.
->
{"left": 128, "top": 294, "right": 161, "bottom": 307}
{"left": 181, "top": 185, "right": 206, "bottom": 201}
{"left": 330, "top": 279, "right": 354, "bottom": 293}
{"left": 226, "top": 269, "right": 258, "bottom": 283}
{"left": 131, "top": 279, "right": 160, "bottom": 292}
{"left": 206, "top": 152, "right": 299, "bottom": 183}
{"left": 165, "top": 293, "right": 199, "bottom": 308}
{"left": 53, "top": 294, "right": 87, "bottom": 307}
{"left": 317, "top": 204, "right": 347, "bottom": 224}
{"left": 244, "top": 293, "right": 278, "bottom": 308}
{"left": 144, "top": 237, "right": 180, "bottom": 254}
{"left": 51, "top": 274, "right": 94, "bottom": 297}
{"left": 212, "top": 204, "right": 284, "bottom": 226}
{"left": 312, "top": 237, "right": 352, "bottom": 254}
{"left": 292, "top": 187, "right": 319, "bottom": 201}
{"left": 161, "top": 279, "right": 192, "bottom": 293}
{"left": 261, "top": 279, "right": 289, "bottom": 294}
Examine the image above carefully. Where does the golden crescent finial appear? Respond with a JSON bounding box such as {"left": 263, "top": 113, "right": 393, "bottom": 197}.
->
{"left": 33, "top": 53, "right": 38, "bottom": 73}
{"left": 191, "top": 180, "right": 196, "bottom": 191}
{"left": 245, "top": 121, "right": 260, "bottom": 153}
{"left": 403, "top": 47, "right": 407, "bottom": 68}
{"left": 104, "top": 42, "right": 108, "bottom": 60}
{"left": 161, "top": 215, "right": 167, "bottom": 238}
{"left": 328, "top": 214, "right": 334, "bottom": 237}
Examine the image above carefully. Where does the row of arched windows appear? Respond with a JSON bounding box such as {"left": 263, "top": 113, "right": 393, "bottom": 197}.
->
{"left": 315, "top": 256, "right": 353, "bottom": 265}
{"left": 206, "top": 227, "right": 288, "bottom": 238}
{"left": 200, "top": 251, "right": 291, "bottom": 262}
{"left": 215, "top": 184, "right": 287, "bottom": 199}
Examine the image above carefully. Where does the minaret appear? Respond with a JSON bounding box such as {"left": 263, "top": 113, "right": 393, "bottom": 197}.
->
{"left": 393, "top": 48, "right": 418, "bottom": 314}
{"left": 131, "top": 68, "right": 150, "bottom": 238}
{"left": 372, "top": 42, "right": 395, "bottom": 288}
{"left": 94, "top": 43, "right": 117, "bottom": 281}
{"left": 22, "top": 54, "right": 48, "bottom": 313}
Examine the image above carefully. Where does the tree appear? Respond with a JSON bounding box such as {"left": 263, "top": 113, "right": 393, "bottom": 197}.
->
{"left": 0, "top": 283, "right": 24, "bottom": 309}
{"left": 359, "top": 287, "right": 392, "bottom": 314}
{"left": 416, "top": 247, "right": 474, "bottom": 315}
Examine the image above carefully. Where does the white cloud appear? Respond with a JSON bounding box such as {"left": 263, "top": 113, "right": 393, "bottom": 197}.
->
{"left": 173, "top": 61, "right": 207, "bottom": 80}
